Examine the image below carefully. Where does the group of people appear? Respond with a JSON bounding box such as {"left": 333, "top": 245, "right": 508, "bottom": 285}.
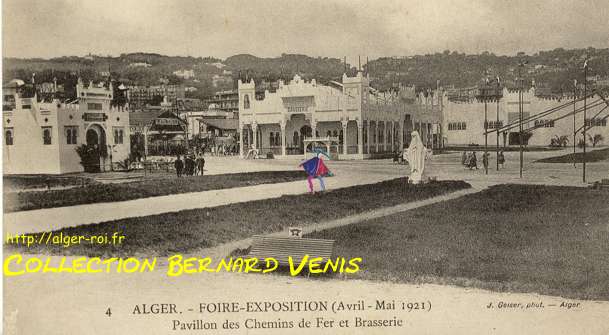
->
{"left": 210, "top": 144, "right": 238, "bottom": 156}
{"left": 461, "top": 151, "right": 505, "bottom": 170}
{"left": 174, "top": 152, "right": 205, "bottom": 177}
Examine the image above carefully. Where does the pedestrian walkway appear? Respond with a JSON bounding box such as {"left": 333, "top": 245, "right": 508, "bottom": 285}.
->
{"left": 5, "top": 148, "right": 605, "bottom": 235}
{"left": 2, "top": 169, "right": 401, "bottom": 235}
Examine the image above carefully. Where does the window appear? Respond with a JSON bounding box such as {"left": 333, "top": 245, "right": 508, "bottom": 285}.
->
{"left": 42, "top": 127, "right": 52, "bottom": 145}
{"left": 113, "top": 127, "right": 124, "bottom": 144}
{"left": 65, "top": 126, "right": 78, "bottom": 145}
{"left": 586, "top": 118, "right": 607, "bottom": 127}
{"left": 87, "top": 103, "right": 103, "bottom": 110}
{"left": 275, "top": 132, "right": 280, "bottom": 146}
{"left": 269, "top": 132, "right": 276, "bottom": 146}
{"left": 534, "top": 119, "right": 555, "bottom": 128}
{"left": 448, "top": 122, "right": 467, "bottom": 131}
{"left": 243, "top": 94, "right": 250, "bottom": 109}
{"left": 5, "top": 128, "right": 13, "bottom": 145}
{"left": 487, "top": 121, "right": 504, "bottom": 129}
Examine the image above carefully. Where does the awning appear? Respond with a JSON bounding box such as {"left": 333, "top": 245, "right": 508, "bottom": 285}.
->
{"left": 200, "top": 118, "right": 238, "bottom": 130}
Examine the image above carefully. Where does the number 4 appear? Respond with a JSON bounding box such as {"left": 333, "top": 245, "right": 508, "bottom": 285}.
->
{"left": 106, "top": 308, "right": 112, "bottom": 317}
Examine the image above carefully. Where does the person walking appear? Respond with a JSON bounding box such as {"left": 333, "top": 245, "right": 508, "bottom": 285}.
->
{"left": 482, "top": 152, "right": 489, "bottom": 172}
{"left": 469, "top": 152, "right": 478, "bottom": 170}
{"left": 461, "top": 151, "right": 468, "bottom": 166}
{"left": 174, "top": 155, "right": 184, "bottom": 178}
{"left": 498, "top": 150, "right": 505, "bottom": 169}
{"left": 187, "top": 155, "right": 196, "bottom": 176}
{"left": 299, "top": 148, "right": 333, "bottom": 193}
{"left": 196, "top": 154, "right": 205, "bottom": 176}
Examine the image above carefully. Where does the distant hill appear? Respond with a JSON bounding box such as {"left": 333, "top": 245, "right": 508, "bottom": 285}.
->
{"left": 3, "top": 48, "right": 609, "bottom": 101}
{"left": 224, "top": 53, "right": 346, "bottom": 84}
{"left": 367, "top": 48, "right": 609, "bottom": 94}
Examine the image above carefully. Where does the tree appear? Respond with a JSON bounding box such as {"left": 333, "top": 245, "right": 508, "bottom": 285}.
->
{"left": 550, "top": 135, "right": 569, "bottom": 147}
{"left": 589, "top": 134, "right": 604, "bottom": 147}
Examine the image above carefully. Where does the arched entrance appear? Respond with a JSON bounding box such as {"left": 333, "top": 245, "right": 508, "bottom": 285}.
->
{"left": 84, "top": 124, "right": 107, "bottom": 172}
{"left": 299, "top": 125, "right": 312, "bottom": 153}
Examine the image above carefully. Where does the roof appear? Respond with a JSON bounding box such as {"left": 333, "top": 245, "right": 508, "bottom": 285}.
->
{"left": 129, "top": 110, "right": 165, "bottom": 127}
{"left": 200, "top": 118, "right": 238, "bottom": 130}
{"left": 5, "top": 79, "right": 25, "bottom": 88}
{"left": 130, "top": 110, "right": 187, "bottom": 133}
{"left": 177, "top": 98, "right": 205, "bottom": 111}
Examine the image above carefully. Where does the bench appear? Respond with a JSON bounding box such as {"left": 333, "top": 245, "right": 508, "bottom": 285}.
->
{"left": 249, "top": 235, "right": 335, "bottom": 266}
{"left": 592, "top": 179, "right": 609, "bottom": 189}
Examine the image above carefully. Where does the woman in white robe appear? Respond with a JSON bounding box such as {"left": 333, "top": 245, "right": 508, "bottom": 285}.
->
{"left": 404, "top": 131, "right": 429, "bottom": 184}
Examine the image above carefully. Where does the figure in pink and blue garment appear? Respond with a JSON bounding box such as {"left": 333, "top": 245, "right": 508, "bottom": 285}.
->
{"left": 299, "top": 148, "right": 333, "bottom": 193}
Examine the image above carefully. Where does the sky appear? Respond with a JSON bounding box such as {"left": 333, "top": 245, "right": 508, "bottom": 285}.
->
{"left": 2, "top": 0, "right": 609, "bottom": 64}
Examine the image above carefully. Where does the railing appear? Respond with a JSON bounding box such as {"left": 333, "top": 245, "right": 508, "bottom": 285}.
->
{"left": 258, "top": 147, "right": 282, "bottom": 156}
{"left": 287, "top": 147, "right": 303, "bottom": 155}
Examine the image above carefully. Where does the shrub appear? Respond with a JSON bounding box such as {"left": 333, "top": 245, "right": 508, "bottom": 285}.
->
{"left": 75, "top": 144, "right": 101, "bottom": 172}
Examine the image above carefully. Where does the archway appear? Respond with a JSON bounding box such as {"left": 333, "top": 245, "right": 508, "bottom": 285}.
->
{"left": 299, "top": 125, "right": 312, "bottom": 152}
{"left": 84, "top": 124, "right": 107, "bottom": 172}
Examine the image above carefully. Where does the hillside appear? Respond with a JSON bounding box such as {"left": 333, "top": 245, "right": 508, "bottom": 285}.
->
{"left": 3, "top": 48, "right": 609, "bottom": 102}
{"left": 368, "top": 48, "right": 609, "bottom": 94}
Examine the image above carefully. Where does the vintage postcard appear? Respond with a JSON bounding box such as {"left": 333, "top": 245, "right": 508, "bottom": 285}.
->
{"left": 2, "top": 0, "right": 609, "bottom": 334}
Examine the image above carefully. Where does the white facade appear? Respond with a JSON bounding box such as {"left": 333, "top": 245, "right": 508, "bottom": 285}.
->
{"left": 3, "top": 80, "right": 131, "bottom": 174}
{"left": 442, "top": 87, "right": 609, "bottom": 147}
{"left": 238, "top": 72, "right": 443, "bottom": 159}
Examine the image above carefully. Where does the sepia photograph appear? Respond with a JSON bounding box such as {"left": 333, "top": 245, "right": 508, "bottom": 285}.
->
{"left": 2, "top": 0, "right": 609, "bottom": 334}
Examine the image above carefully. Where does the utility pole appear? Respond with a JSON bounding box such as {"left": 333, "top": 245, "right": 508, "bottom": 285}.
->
{"left": 573, "top": 79, "right": 577, "bottom": 168}
{"left": 496, "top": 76, "right": 501, "bottom": 171}
{"left": 518, "top": 61, "right": 526, "bottom": 178}
{"left": 484, "top": 76, "right": 489, "bottom": 175}
{"left": 583, "top": 60, "right": 588, "bottom": 183}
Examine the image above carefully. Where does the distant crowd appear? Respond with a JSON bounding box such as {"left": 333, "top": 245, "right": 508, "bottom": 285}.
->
{"left": 461, "top": 150, "right": 505, "bottom": 170}
{"left": 174, "top": 150, "right": 205, "bottom": 177}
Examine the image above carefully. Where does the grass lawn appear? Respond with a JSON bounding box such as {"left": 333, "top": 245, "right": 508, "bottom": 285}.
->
{"left": 4, "top": 171, "right": 306, "bottom": 212}
{"left": 308, "top": 184, "right": 609, "bottom": 301}
{"left": 446, "top": 146, "right": 562, "bottom": 152}
{"left": 7, "top": 179, "right": 470, "bottom": 257}
{"left": 535, "top": 147, "right": 609, "bottom": 163}
{"left": 4, "top": 174, "right": 95, "bottom": 192}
